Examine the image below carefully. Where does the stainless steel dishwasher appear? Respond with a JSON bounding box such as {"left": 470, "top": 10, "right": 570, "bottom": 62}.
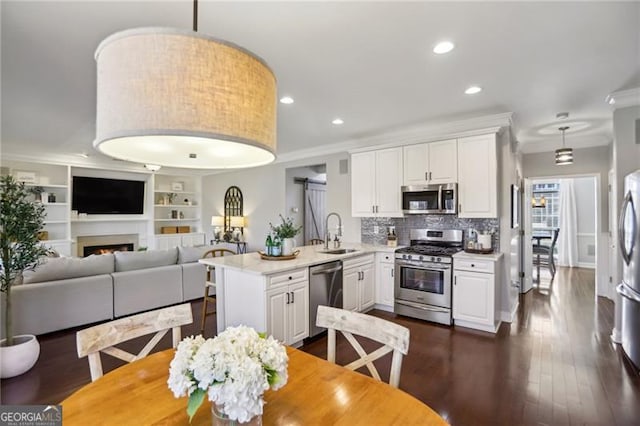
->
{"left": 309, "top": 261, "right": 343, "bottom": 338}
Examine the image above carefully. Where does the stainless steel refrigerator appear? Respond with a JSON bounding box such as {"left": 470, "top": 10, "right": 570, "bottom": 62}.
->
{"left": 617, "top": 169, "right": 640, "bottom": 369}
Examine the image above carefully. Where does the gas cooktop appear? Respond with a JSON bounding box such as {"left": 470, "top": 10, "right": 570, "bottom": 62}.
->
{"left": 394, "top": 228, "right": 464, "bottom": 259}
{"left": 396, "top": 245, "right": 463, "bottom": 257}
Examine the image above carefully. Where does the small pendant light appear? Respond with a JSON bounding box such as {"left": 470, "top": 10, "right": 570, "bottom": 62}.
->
{"left": 555, "top": 126, "right": 573, "bottom": 165}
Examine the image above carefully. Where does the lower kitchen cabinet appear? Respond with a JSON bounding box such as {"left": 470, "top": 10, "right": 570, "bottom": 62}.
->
{"left": 266, "top": 280, "right": 309, "bottom": 345}
{"left": 452, "top": 252, "right": 503, "bottom": 333}
{"left": 343, "top": 254, "right": 375, "bottom": 312}
{"left": 221, "top": 266, "right": 309, "bottom": 346}
{"left": 375, "top": 252, "right": 395, "bottom": 310}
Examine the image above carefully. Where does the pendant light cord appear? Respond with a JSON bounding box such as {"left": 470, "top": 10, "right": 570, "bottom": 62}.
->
{"left": 559, "top": 126, "right": 569, "bottom": 148}
{"left": 193, "top": 0, "right": 198, "bottom": 32}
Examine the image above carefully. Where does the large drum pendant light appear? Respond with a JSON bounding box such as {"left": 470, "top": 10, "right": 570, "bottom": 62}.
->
{"left": 94, "top": 2, "right": 276, "bottom": 169}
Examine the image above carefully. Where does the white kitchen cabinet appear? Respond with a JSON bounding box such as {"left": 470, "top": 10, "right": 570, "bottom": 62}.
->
{"left": 457, "top": 134, "right": 498, "bottom": 218}
{"left": 351, "top": 148, "right": 403, "bottom": 217}
{"left": 452, "top": 252, "right": 503, "bottom": 333}
{"left": 375, "top": 252, "right": 395, "bottom": 311}
{"left": 266, "top": 279, "right": 309, "bottom": 345}
{"left": 152, "top": 232, "right": 205, "bottom": 250}
{"left": 403, "top": 139, "right": 457, "bottom": 185}
{"left": 343, "top": 254, "right": 375, "bottom": 312}
{"left": 222, "top": 266, "right": 309, "bottom": 346}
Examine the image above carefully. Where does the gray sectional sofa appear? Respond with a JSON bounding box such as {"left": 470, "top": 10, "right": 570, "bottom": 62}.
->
{"left": 6, "top": 245, "right": 217, "bottom": 337}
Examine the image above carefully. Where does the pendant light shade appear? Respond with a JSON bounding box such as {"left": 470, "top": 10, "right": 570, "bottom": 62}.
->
{"left": 555, "top": 126, "right": 573, "bottom": 166}
{"left": 94, "top": 28, "right": 277, "bottom": 169}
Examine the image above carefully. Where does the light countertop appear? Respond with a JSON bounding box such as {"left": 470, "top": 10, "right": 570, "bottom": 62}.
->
{"left": 199, "top": 243, "right": 402, "bottom": 275}
{"left": 453, "top": 251, "right": 504, "bottom": 261}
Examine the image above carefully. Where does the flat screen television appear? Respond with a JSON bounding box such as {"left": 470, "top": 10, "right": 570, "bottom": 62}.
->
{"left": 72, "top": 176, "right": 145, "bottom": 214}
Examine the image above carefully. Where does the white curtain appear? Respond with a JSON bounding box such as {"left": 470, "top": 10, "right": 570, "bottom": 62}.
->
{"left": 557, "top": 179, "right": 578, "bottom": 267}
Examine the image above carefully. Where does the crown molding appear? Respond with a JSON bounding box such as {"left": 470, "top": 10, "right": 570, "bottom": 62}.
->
{"left": 276, "top": 112, "right": 513, "bottom": 162}
{"left": 606, "top": 88, "right": 640, "bottom": 109}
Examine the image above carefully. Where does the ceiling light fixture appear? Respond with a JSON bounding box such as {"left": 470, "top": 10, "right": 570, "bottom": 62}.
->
{"left": 464, "top": 86, "right": 482, "bottom": 95}
{"left": 144, "top": 164, "right": 161, "bottom": 172}
{"left": 332, "top": 118, "right": 344, "bottom": 125}
{"left": 555, "top": 126, "right": 573, "bottom": 166}
{"left": 433, "top": 41, "right": 455, "bottom": 54}
{"left": 280, "top": 96, "right": 294, "bottom": 104}
{"left": 93, "top": 0, "right": 277, "bottom": 169}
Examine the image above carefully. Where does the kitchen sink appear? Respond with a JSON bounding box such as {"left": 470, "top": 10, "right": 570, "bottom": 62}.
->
{"left": 321, "top": 248, "right": 358, "bottom": 255}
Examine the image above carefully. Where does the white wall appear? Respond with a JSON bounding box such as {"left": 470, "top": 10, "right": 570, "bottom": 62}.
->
{"left": 201, "top": 152, "right": 359, "bottom": 251}
{"left": 499, "top": 128, "right": 522, "bottom": 322}
{"left": 573, "top": 176, "right": 596, "bottom": 267}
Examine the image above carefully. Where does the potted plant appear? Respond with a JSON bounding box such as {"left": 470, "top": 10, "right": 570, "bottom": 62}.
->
{"left": 270, "top": 215, "right": 302, "bottom": 256}
{"left": 0, "top": 175, "right": 48, "bottom": 378}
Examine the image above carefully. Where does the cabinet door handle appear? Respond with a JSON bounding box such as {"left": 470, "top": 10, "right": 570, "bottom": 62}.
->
{"left": 425, "top": 172, "right": 429, "bottom": 181}
{"left": 291, "top": 291, "right": 294, "bottom": 303}
{"left": 454, "top": 276, "right": 457, "bottom": 285}
{"left": 471, "top": 264, "right": 475, "bottom": 268}
{"left": 459, "top": 203, "right": 462, "bottom": 212}
{"left": 429, "top": 171, "right": 432, "bottom": 181}
{"left": 376, "top": 205, "right": 379, "bottom": 213}
{"left": 391, "top": 269, "right": 394, "bottom": 278}
{"left": 286, "top": 292, "right": 290, "bottom": 304}
{"left": 372, "top": 205, "right": 375, "bottom": 213}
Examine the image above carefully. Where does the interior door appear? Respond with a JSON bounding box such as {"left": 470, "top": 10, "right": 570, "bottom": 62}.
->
{"left": 522, "top": 178, "right": 534, "bottom": 292}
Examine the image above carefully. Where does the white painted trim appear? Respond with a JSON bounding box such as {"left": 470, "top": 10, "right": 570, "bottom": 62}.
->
{"left": 577, "top": 233, "right": 596, "bottom": 238}
{"left": 577, "top": 262, "right": 596, "bottom": 269}
{"left": 373, "top": 303, "right": 394, "bottom": 313}
{"left": 500, "top": 300, "right": 519, "bottom": 323}
{"left": 453, "top": 319, "right": 499, "bottom": 334}
{"left": 606, "top": 87, "right": 640, "bottom": 109}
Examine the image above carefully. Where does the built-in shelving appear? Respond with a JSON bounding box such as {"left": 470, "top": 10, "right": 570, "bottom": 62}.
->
{"left": 44, "top": 220, "right": 68, "bottom": 224}
{"left": 155, "top": 218, "right": 200, "bottom": 222}
{"left": 154, "top": 204, "right": 198, "bottom": 208}
{"left": 24, "top": 183, "right": 68, "bottom": 189}
{"left": 71, "top": 217, "right": 150, "bottom": 223}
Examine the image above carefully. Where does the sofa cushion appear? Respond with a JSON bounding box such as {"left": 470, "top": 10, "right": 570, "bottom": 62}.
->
{"left": 22, "top": 254, "right": 115, "bottom": 284}
{"left": 177, "top": 245, "right": 219, "bottom": 264}
{"left": 114, "top": 248, "right": 178, "bottom": 272}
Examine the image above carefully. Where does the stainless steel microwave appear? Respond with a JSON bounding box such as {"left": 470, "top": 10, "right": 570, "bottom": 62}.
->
{"left": 401, "top": 184, "right": 457, "bottom": 214}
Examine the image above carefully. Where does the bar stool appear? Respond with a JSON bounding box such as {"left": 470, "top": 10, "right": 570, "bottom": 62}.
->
{"left": 200, "top": 248, "right": 236, "bottom": 334}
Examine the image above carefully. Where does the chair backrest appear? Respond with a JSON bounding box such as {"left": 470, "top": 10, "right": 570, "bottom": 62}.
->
{"left": 550, "top": 228, "right": 560, "bottom": 250}
{"left": 316, "top": 305, "right": 410, "bottom": 388}
{"left": 76, "top": 303, "right": 193, "bottom": 381}
{"left": 308, "top": 239, "right": 324, "bottom": 246}
{"left": 202, "top": 249, "right": 236, "bottom": 283}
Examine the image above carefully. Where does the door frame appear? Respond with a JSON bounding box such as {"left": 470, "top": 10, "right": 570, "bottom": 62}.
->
{"left": 522, "top": 173, "right": 604, "bottom": 298}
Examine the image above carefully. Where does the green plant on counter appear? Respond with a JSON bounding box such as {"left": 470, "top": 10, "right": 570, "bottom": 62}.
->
{"left": 270, "top": 215, "right": 302, "bottom": 239}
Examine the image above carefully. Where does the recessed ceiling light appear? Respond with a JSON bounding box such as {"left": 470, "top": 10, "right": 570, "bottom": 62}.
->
{"left": 464, "top": 86, "right": 482, "bottom": 95}
{"left": 433, "top": 41, "right": 455, "bottom": 54}
{"left": 280, "top": 96, "right": 294, "bottom": 104}
{"left": 332, "top": 118, "right": 344, "bottom": 125}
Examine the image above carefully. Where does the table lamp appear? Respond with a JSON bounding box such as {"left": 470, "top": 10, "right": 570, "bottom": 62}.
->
{"left": 211, "top": 216, "right": 224, "bottom": 242}
{"left": 230, "top": 216, "right": 245, "bottom": 241}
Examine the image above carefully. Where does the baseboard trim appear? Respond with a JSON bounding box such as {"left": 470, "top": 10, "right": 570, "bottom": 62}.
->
{"left": 611, "top": 328, "right": 623, "bottom": 344}
{"left": 577, "top": 262, "right": 596, "bottom": 269}
{"left": 500, "top": 301, "right": 519, "bottom": 323}
{"left": 374, "top": 303, "right": 394, "bottom": 313}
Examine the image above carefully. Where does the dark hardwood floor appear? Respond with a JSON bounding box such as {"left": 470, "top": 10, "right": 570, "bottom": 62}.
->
{"left": 2, "top": 267, "right": 639, "bottom": 425}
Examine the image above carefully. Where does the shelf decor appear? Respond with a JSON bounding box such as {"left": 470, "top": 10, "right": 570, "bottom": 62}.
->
{"left": 168, "top": 326, "right": 288, "bottom": 423}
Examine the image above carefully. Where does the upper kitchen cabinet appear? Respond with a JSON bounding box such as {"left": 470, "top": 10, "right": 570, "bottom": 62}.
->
{"left": 403, "top": 139, "right": 458, "bottom": 185}
{"left": 351, "top": 147, "right": 403, "bottom": 217}
{"left": 457, "top": 134, "right": 498, "bottom": 218}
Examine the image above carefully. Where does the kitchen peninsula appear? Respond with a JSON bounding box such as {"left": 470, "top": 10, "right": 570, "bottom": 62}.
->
{"left": 199, "top": 244, "right": 397, "bottom": 345}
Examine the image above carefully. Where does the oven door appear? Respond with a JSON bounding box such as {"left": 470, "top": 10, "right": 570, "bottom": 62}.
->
{"left": 394, "top": 260, "right": 451, "bottom": 308}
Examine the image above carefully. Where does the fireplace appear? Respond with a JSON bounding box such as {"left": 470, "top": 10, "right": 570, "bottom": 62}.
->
{"left": 83, "top": 243, "right": 134, "bottom": 257}
{"left": 76, "top": 234, "right": 138, "bottom": 257}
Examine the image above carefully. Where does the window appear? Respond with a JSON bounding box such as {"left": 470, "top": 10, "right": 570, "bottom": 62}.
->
{"left": 531, "top": 182, "right": 560, "bottom": 231}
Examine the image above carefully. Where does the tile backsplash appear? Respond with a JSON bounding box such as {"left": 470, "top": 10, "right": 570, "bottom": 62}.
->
{"left": 361, "top": 216, "right": 500, "bottom": 249}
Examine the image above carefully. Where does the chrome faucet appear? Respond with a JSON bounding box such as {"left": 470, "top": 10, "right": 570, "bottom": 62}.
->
{"left": 324, "top": 212, "right": 343, "bottom": 250}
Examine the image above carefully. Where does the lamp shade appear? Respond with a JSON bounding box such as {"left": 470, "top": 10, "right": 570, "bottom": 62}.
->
{"left": 230, "top": 216, "right": 245, "bottom": 228}
{"left": 94, "top": 28, "right": 277, "bottom": 169}
{"left": 555, "top": 148, "right": 573, "bottom": 165}
{"left": 211, "top": 216, "right": 224, "bottom": 227}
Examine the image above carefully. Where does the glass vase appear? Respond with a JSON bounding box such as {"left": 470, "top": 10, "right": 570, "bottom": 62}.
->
{"left": 212, "top": 404, "right": 262, "bottom": 426}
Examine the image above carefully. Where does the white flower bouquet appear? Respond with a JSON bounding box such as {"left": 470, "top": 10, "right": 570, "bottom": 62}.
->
{"left": 168, "top": 325, "right": 288, "bottom": 423}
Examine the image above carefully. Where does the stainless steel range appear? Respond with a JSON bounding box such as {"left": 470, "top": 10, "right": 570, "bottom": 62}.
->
{"left": 394, "top": 229, "right": 463, "bottom": 325}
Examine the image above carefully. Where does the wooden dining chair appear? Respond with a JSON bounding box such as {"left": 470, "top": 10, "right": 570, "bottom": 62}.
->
{"left": 308, "top": 238, "right": 324, "bottom": 245}
{"left": 76, "top": 303, "right": 193, "bottom": 382}
{"left": 533, "top": 228, "right": 560, "bottom": 278}
{"left": 316, "top": 305, "right": 410, "bottom": 388}
{"left": 200, "top": 248, "right": 236, "bottom": 334}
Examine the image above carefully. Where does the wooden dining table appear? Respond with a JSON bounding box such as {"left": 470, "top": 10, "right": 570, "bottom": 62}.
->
{"left": 62, "top": 346, "right": 448, "bottom": 425}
